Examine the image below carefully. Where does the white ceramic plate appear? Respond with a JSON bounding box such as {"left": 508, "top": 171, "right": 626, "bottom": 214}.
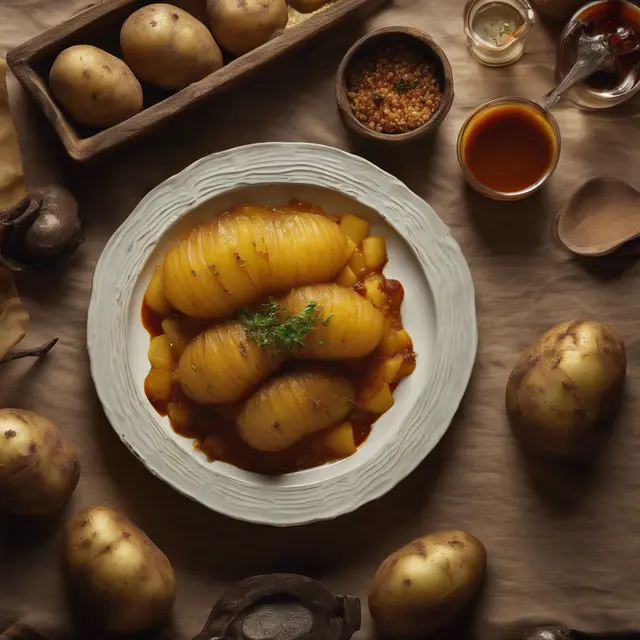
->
{"left": 88, "top": 142, "right": 477, "bottom": 526}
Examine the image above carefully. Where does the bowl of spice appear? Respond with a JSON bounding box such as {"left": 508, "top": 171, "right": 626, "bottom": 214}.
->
{"left": 335, "top": 27, "right": 454, "bottom": 142}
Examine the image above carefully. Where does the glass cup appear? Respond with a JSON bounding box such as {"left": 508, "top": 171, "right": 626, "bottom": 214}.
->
{"left": 464, "top": 0, "right": 536, "bottom": 67}
{"left": 457, "top": 96, "right": 561, "bottom": 201}
{"left": 555, "top": 0, "right": 640, "bottom": 109}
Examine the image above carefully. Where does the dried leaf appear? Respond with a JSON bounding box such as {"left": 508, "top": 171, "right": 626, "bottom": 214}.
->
{"left": 0, "top": 59, "right": 26, "bottom": 209}
{"left": 0, "top": 59, "right": 30, "bottom": 359}
{"left": 0, "top": 267, "right": 29, "bottom": 359}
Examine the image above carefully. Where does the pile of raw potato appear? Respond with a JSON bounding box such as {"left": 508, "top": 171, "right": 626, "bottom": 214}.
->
{"left": 48, "top": 0, "right": 329, "bottom": 130}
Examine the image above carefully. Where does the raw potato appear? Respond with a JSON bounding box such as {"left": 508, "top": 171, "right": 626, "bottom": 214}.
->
{"left": 369, "top": 530, "right": 487, "bottom": 637}
{"left": 206, "top": 0, "right": 289, "bottom": 56}
{"left": 288, "top": 0, "right": 330, "bottom": 12}
{"left": 237, "top": 371, "right": 354, "bottom": 451}
{"left": 121, "top": 4, "right": 223, "bottom": 91}
{"left": 506, "top": 320, "right": 626, "bottom": 455}
{"left": 65, "top": 505, "right": 175, "bottom": 633}
{"left": 162, "top": 205, "right": 350, "bottom": 318}
{"left": 0, "top": 409, "right": 80, "bottom": 515}
{"left": 178, "top": 284, "right": 383, "bottom": 404}
{"left": 49, "top": 45, "right": 143, "bottom": 128}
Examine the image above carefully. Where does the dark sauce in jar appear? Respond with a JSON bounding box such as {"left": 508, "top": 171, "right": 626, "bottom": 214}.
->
{"left": 461, "top": 102, "right": 557, "bottom": 194}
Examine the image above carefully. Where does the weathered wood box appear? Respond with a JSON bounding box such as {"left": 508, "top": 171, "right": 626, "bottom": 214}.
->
{"left": 7, "top": 0, "right": 374, "bottom": 161}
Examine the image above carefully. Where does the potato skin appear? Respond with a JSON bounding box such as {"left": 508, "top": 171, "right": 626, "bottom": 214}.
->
{"left": 65, "top": 505, "right": 176, "bottom": 633}
{"left": 49, "top": 45, "right": 143, "bottom": 128}
{"left": 206, "top": 0, "right": 288, "bottom": 56}
{"left": 506, "top": 320, "right": 626, "bottom": 455}
{"left": 0, "top": 409, "right": 80, "bottom": 515}
{"left": 121, "top": 4, "right": 223, "bottom": 91}
{"left": 369, "top": 530, "right": 486, "bottom": 637}
{"left": 237, "top": 371, "right": 354, "bottom": 451}
{"left": 162, "top": 205, "right": 350, "bottom": 318}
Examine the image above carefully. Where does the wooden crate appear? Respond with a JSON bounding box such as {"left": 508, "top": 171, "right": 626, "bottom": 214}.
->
{"left": 7, "top": 0, "right": 375, "bottom": 162}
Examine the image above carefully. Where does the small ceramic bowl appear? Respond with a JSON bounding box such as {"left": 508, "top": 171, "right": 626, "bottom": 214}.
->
{"left": 335, "top": 27, "right": 454, "bottom": 143}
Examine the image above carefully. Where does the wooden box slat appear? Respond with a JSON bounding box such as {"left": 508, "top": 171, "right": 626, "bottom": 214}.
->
{"left": 7, "top": 0, "right": 375, "bottom": 162}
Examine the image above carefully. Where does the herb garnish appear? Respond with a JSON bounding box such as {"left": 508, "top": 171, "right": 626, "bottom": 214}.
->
{"left": 373, "top": 92, "right": 384, "bottom": 102}
{"left": 394, "top": 80, "right": 419, "bottom": 92}
{"left": 238, "top": 299, "right": 328, "bottom": 353}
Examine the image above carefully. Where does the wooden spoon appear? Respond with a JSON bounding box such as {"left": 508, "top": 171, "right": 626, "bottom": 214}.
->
{"left": 552, "top": 177, "right": 640, "bottom": 257}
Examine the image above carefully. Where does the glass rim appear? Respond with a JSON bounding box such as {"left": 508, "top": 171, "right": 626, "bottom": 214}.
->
{"left": 456, "top": 96, "right": 562, "bottom": 201}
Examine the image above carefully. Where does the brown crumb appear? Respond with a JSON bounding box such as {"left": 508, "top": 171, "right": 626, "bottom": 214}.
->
{"left": 346, "top": 42, "right": 443, "bottom": 134}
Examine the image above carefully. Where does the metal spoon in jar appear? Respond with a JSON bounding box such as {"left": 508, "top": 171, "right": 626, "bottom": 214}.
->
{"left": 540, "top": 24, "right": 640, "bottom": 110}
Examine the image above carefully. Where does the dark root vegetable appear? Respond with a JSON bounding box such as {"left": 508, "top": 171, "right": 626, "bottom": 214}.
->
{"left": 0, "top": 184, "right": 82, "bottom": 271}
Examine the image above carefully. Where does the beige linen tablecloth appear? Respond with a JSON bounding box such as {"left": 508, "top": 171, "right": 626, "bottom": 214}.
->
{"left": 1, "top": 1, "right": 639, "bottom": 639}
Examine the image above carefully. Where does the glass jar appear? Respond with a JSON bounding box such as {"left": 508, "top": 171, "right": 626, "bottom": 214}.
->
{"left": 464, "top": 0, "right": 536, "bottom": 66}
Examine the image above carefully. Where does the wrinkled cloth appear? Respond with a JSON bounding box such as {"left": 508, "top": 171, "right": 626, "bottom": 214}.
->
{"left": 1, "top": 1, "right": 640, "bottom": 639}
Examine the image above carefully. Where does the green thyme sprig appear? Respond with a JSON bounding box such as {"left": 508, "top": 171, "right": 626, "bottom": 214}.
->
{"left": 238, "top": 299, "right": 330, "bottom": 353}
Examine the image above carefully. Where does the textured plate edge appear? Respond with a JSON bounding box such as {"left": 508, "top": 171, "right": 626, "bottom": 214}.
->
{"left": 87, "top": 142, "right": 478, "bottom": 527}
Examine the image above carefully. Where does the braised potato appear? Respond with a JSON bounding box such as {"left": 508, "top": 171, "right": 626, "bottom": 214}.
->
{"left": 237, "top": 372, "right": 354, "bottom": 451}
{"left": 0, "top": 409, "right": 80, "bottom": 514}
{"left": 121, "top": 4, "right": 223, "bottom": 91}
{"left": 361, "top": 382, "right": 394, "bottom": 414}
{"left": 65, "top": 505, "right": 175, "bottom": 633}
{"left": 162, "top": 205, "right": 350, "bottom": 318}
{"left": 144, "top": 266, "right": 173, "bottom": 316}
{"left": 362, "top": 236, "right": 387, "bottom": 271}
{"left": 284, "top": 284, "right": 384, "bottom": 358}
{"left": 335, "top": 265, "right": 358, "bottom": 288}
{"left": 178, "top": 320, "right": 284, "bottom": 404}
{"left": 339, "top": 214, "right": 370, "bottom": 245}
{"left": 178, "top": 284, "right": 383, "bottom": 404}
{"left": 206, "top": 0, "right": 288, "bottom": 56}
{"left": 369, "top": 530, "right": 487, "bottom": 637}
{"left": 145, "top": 369, "right": 173, "bottom": 403}
{"left": 317, "top": 421, "right": 356, "bottom": 458}
{"left": 49, "top": 45, "right": 143, "bottom": 128}
{"left": 506, "top": 320, "right": 626, "bottom": 455}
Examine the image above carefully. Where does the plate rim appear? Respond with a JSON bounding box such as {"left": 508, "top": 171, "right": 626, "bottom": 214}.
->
{"left": 88, "top": 141, "right": 477, "bottom": 526}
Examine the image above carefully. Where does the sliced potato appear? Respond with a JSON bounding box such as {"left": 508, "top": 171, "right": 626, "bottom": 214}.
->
{"left": 145, "top": 266, "right": 173, "bottom": 315}
{"left": 361, "top": 382, "right": 394, "bottom": 414}
{"left": 362, "top": 236, "right": 387, "bottom": 272}
{"left": 145, "top": 369, "right": 172, "bottom": 403}
{"left": 381, "top": 356, "right": 403, "bottom": 383}
{"left": 379, "top": 327, "right": 412, "bottom": 356}
{"left": 167, "top": 402, "right": 191, "bottom": 431}
{"left": 363, "top": 274, "right": 388, "bottom": 310}
{"left": 335, "top": 265, "right": 358, "bottom": 288}
{"left": 348, "top": 249, "right": 367, "bottom": 278}
{"left": 345, "top": 238, "right": 358, "bottom": 259}
{"left": 161, "top": 318, "right": 190, "bottom": 358}
{"left": 340, "top": 214, "right": 370, "bottom": 245}
{"left": 148, "top": 335, "right": 174, "bottom": 370}
{"left": 320, "top": 422, "right": 356, "bottom": 458}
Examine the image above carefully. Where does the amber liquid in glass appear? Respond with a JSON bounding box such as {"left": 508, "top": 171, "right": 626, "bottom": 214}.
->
{"left": 462, "top": 103, "right": 556, "bottom": 193}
